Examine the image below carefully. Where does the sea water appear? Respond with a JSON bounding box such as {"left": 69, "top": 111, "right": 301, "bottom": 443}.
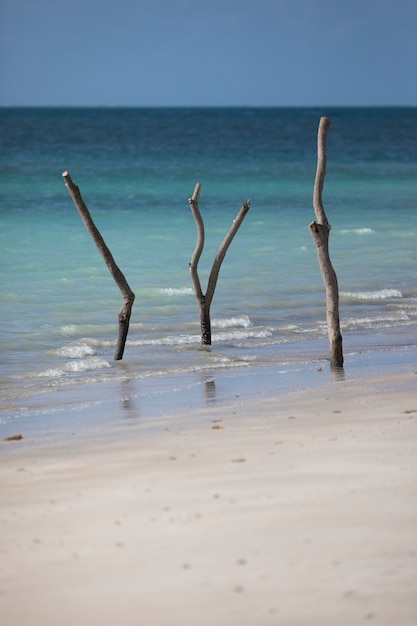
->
{"left": 1, "top": 107, "right": 416, "bottom": 431}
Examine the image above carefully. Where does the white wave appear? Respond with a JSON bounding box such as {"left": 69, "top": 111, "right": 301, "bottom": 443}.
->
{"left": 53, "top": 342, "right": 95, "bottom": 359}
{"left": 212, "top": 315, "right": 252, "bottom": 329}
{"left": 33, "top": 357, "right": 111, "bottom": 378}
{"left": 214, "top": 329, "right": 273, "bottom": 342}
{"left": 130, "top": 334, "right": 202, "bottom": 346}
{"left": 276, "top": 324, "right": 298, "bottom": 331}
{"left": 160, "top": 287, "right": 194, "bottom": 296}
{"left": 129, "top": 325, "right": 269, "bottom": 347}
{"left": 342, "top": 311, "right": 410, "bottom": 330}
{"left": 36, "top": 368, "right": 66, "bottom": 379}
{"left": 341, "top": 289, "right": 403, "bottom": 301}
{"left": 338, "top": 228, "right": 375, "bottom": 235}
{"left": 65, "top": 357, "right": 111, "bottom": 372}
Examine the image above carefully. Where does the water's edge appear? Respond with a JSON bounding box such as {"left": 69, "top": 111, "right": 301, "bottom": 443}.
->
{"left": 1, "top": 341, "right": 416, "bottom": 448}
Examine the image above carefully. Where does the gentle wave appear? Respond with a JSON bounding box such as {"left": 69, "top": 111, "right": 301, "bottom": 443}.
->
{"left": 214, "top": 329, "right": 273, "bottom": 342}
{"left": 51, "top": 342, "right": 96, "bottom": 359}
{"left": 58, "top": 324, "right": 115, "bottom": 337}
{"left": 34, "top": 357, "right": 111, "bottom": 378}
{"left": 60, "top": 325, "right": 80, "bottom": 336}
{"left": 338, "top": 228, "right": 375, "bottom": 235}
{"left": 342, "top": 311, "right": 410, "bottom": 330}
{"left": 65, "top": 357, "right": 111, "bottom": 372}
{"left": 212, "top": 315, "right": 252, "bottom": 329}
{"left": 160, "top": 287, "right": 194, "bottom": 296}
{"left": 341, "top": 289, "right": 403, "bottom": 301}
{"left": 128, "top": 327, "right": 271, "bottom": 347}
{"left": 130, "top": 334, "right": 201, "bottom": 346}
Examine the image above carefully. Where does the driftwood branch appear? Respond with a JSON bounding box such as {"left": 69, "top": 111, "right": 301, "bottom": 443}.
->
{"left": 62, "top": 171, "right": 135, "bottom": 360}
{"left": 309, "top": 118, "right": 343, "bottom": 368}
{"left": 206, "top": 200, "right": 251, "bottom": 304}
{"left": 188, "top": 183, "right": 204, "bottom": 301}
{"left": 188, "top": 183, "right": 250, "bottom": 345}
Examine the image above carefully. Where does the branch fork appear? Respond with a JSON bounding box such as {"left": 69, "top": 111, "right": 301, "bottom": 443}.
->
{"left": 188, "top": 183, "right": 250, "bottom": 345}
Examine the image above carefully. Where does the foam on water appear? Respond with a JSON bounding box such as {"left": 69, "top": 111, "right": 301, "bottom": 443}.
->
{"left": 160, "top": 287, "right": 194, "bottom": 296}
{"left": 212, "top": 315, "right": 252, "bottom": 329}
{"left": 342, "top": 311, "right": 412, "bottom": 331}
{"left": 338, "top": 228, "right": 375, "bottom": 235}
{"left": 341, "top": 289, "right": 403, "bottom": 301}
{"left": 51, "top": 342, "right": 96, "bottom": 358}
{"left": 64, "top": 357, "right": 111, "bottom": 372}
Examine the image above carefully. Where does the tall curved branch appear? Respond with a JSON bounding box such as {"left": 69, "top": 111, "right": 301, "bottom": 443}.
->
{"left": 308, "top": 118, "right": 343, "bottom": 368}
{"left": 206, "top": 200, "right": 250, "bottom": 305}
{"left": 313, "top": 116, "right": 331, "bottom": 229}
{"left": 62, "top": 171, "right": 135, "bottom": 360}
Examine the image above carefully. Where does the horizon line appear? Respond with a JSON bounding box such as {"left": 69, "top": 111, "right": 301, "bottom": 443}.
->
{"left": 1, "top": 103, "right": 415, "bottom": 109}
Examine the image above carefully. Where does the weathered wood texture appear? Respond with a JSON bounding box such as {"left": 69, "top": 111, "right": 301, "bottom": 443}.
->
{"left": 309, "top": 118, "right": 344, "bottom": 368}
{"left": 62, "top": 171, "right": 135, "bottom": 360}
{"left": 188, "top": 183, "right": 250, "bottom": 345}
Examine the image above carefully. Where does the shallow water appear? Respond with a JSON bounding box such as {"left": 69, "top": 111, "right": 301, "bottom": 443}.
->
{"left": 1, "top": 107, "right": 416, "bottom": 430}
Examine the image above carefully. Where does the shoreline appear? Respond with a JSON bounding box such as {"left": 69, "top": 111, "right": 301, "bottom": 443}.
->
{"left": 1, "top": 341, "right": 416, "bottom": 446}
{"left": 1, "top": 364, "right": 416, "bottom": 625}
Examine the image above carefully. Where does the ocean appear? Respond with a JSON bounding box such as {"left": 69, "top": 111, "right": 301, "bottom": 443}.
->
{"left": 1, "top": 107, "right": 416, "bottom": 435}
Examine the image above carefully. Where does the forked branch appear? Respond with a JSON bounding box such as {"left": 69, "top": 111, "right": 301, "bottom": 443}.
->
{"left": 188, "top": 183, "right": 250, "bottom": 345}
{"left": 62, "top": 171, "right": 135, "bottom": 360}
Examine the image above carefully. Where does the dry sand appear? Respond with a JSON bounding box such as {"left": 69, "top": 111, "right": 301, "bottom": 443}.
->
{"left": 1, "top": 371, "right": 416, "bottom": 625}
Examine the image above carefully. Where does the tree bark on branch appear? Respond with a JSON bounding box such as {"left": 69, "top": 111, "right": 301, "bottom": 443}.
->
{"left": 188, "top": 183, "right": 250, "bottom": 345}
{"left": 62, "top": 171, "right": 135, "bottom": 361}
{"left": 309, "top": 118, "right": 344, "bottom": 368}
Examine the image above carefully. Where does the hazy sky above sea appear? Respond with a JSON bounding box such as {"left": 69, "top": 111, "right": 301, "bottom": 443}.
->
{"left": 0, "top": 0, "right": 416, "bottom": 107}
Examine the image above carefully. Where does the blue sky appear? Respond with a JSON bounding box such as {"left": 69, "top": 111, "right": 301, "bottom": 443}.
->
{"left": 1, "top": 0, "right": 416, "bottom": 106}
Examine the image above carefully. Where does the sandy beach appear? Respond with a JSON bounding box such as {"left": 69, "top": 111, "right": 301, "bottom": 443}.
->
{"left": 1, "top": 368, "right": 417, "bottom": 626}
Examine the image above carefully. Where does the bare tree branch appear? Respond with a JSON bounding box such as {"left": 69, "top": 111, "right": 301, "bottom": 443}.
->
{"left": 206, "top": 199, "right": 251, "bottom": 305}
{"left": 308, "top": 118, "right": 344, "bottom": 368}
{"left": 188, "top": 182, "right": 204, "bottom": 301}
{"left": 188, "top": 183, "right": 250, "bottom": 345}
{"left": 62, "top": 171, "right": 135, "bottom": 360}
{"left": 313, "top": 116, "right": 331, "bottom": 228}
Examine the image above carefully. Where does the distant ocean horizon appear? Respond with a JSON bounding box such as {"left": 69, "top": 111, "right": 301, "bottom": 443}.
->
{"left": 2, "top": 104, "right": 414, "bottom": 107}
{"left": 1, "top": 106, "right": 416, "bottom": 433}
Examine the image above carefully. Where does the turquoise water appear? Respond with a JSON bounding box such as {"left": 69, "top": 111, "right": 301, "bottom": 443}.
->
{"left": 1, "top": 107, "right": 416, "bottom": 429}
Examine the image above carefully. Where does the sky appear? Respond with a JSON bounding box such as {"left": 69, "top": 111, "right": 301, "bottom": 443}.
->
{"left": 0, "top": 0, "right": 416, "bottom": 107}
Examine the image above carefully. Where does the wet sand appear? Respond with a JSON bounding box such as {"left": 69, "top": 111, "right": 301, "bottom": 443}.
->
{"left": 1, "top": 370, "right": 417, "bottom": 625}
